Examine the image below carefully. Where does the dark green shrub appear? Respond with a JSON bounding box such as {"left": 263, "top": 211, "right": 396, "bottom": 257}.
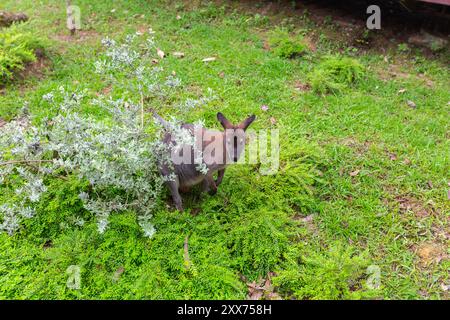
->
{"left": 268, "top": 29, "right": 308, "bottom": 59}
{"left": 228, "top": 209, "right": 289, "bottom": 279}
{"left": 0, "top": 24, "right": 44, "bottom": 84}
{"left": 273, "top": 242, "right": 379, "bottom": 299}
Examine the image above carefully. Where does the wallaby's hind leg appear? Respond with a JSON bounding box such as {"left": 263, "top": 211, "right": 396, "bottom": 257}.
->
{"left": 215, "top": 169, "right": 225, "bottom": 187}
{"left": 202, "top": 175, "right": 218, "bottom": 195}
{"left": 159, "top": 165, "right": 183, "bottom": 211}
{"left": 166, "top": 180, "right": 183, "bottom": 211}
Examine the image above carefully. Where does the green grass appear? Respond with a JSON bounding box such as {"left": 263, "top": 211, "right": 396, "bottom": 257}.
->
{"left": 0, "top": 0, "right": 449, "bottom": 299}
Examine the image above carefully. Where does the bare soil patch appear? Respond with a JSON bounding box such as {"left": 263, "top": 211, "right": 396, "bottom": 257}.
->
{"left": 52, "top": 29, "right": 100, "bottom": 44}
{"left": 414, "top": 242, "right": 447, "bottom": 267}
{"left": 395, "top": 195, "right": 436, "bottom": 218}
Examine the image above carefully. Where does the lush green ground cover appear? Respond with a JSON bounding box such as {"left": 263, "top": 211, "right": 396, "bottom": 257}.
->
{"left": 0, "top": 0, "right": 448, "bottom": 299}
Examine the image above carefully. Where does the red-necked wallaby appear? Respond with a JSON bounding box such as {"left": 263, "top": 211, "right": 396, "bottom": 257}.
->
{"left": 153, "top": 111, "right": 256, "bottom": 211}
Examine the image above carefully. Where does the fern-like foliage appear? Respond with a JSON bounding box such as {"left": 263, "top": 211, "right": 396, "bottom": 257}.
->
{"left": 0, "top": 23, "right": 43, "bottom": 84}
{"left": 308, "top": 55, "right": 365, "bottom": 94}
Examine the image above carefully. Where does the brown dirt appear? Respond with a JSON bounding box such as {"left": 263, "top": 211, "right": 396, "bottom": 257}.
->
{"left": 337, "top": 136, "right": 372, "bottom": 156}
{"left": 0, "top": 49, "right": 51, "bottom": 95}
{"left": 293, "top": 80, "right": 311, "bottom": 92}
{"left": 376, "top": 63, "right": 411, "bottom": 82}
{"left": 395, "top": 195, "right": 437, "bottom": 218}
{"left": 19, "top": 55, "right": 51, "bottom": 82}
{"left": 293, "top": 213, "right": 320, "bottom": 236}
{"left": 51, "top": 29, "right": 100, "bottom": 44}
{"left": 204, "top": 0, "right": 449, "bottom": 59}
{"left": 243, "top": 272, "right": 282, "bottom": 300}
{"left": 414, "top": 242, "right": 447, "bottom": 267}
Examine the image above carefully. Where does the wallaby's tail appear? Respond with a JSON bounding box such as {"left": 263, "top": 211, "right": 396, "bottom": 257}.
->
{"left": 149, "top": 108, "right": 171, "bottom": 130}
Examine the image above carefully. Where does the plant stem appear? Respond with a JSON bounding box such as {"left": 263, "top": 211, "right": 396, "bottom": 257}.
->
{"left": 0, "top": 159, "right": 54, "bottom": 166}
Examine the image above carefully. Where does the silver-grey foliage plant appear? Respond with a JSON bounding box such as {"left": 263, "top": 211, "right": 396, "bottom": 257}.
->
{"left": 0, "top": 30, "right": 216, "bottom": 237}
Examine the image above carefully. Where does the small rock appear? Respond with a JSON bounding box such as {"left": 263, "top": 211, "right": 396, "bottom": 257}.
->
{"left": 406, "top": 100, "right": 416, "bottom": 108}
{"left": 156, "top": 48, "right": 165, "bottom": 59}
{"left": 269, "top": 117, "right": 277, "bottom": 125}
{"left": 349, "top": 169, "right": 360, "bottom": 177}
{"left": 172, "top": 51, "right": 185, "bottom": 58}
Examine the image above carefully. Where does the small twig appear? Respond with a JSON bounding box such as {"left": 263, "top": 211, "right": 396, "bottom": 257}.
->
{"left": 0, "top": 159, "right": 54, "bottom": 166}
{"left": 183, "top": 235, "right": 192, "bottom": 270}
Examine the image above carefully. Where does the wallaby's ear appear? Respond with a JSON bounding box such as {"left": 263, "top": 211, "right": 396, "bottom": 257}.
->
{"left": 217, "top": 112, "right": 233, "bottom": 129}
{"left": 239, "top": 114, "right": 256, "bottom": 131}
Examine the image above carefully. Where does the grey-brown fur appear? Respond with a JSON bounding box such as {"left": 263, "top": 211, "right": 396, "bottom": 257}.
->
{"left": 153, "top": 111, "right": 255, "bottom": 211}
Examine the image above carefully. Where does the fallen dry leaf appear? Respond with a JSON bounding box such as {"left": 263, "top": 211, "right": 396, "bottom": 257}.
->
{"left": 294, "top": 81, "right": 311, "bottom": 91}
{"left": 112, "top": 266, "right": 125, "bottom": 282}
{"left": 389, "top": 153, "right": 397, "bottom": 161}
{"left": 176, "top": 14, "right": 181, "bottom": 20}
{"left": 398, "top": 88, "right": 407, "bottom": 94}
{"left": 349, "top": 169, "right": 360, "bottom": 177}
{"left": 151, "top": 58, "right": 159, "bottom": 64}
{"left": 156, "top": 48, "right": 165, "bottom": 59}
{"left": 183, "top": 236, "right": 192, "bottom": 270}
{"left": 202, "top": 57, "right": 216, "bottom": 62}
{"left": 403, "top": 158, "right": 411, "bottom": 165}
{"left": 247, "top": 281, "right": 264, "bottom": 300}
{"left": 246, "top": 274, "right": 281, "bottom": 300}
{"left": 269, "top": 117, "right": 276, "bottom": 125}
{"left": 218, "top": 71, "right": 225, "bottom": 78}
